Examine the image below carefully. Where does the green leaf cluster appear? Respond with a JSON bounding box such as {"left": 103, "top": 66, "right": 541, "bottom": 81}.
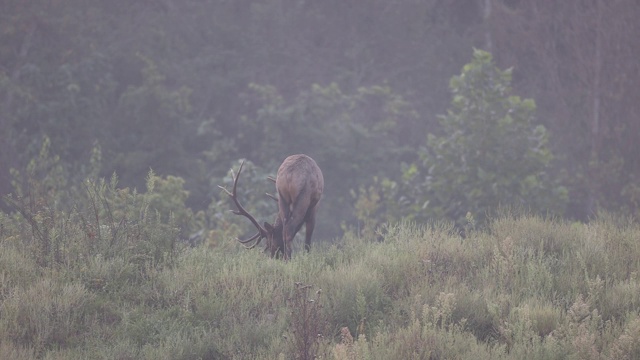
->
{"left": 407, "top": 50, "right": 567, "bottom": 226}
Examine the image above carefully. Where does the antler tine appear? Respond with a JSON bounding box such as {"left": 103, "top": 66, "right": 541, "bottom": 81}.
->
{"left": 266, "top": 175, "right": 278, "bottom": 201}
{"left": 237, "top": 232, "right": 263, "bottom": 249}
{"left": 219, "top": 160, "right": 269, "bottom": 247}
{"left": 231, "top": 160, "right": 244, "bottom": 197}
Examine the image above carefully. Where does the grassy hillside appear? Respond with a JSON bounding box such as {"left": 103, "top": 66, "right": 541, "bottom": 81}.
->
{"left": 1, "top": 183, "right": 640, "bottom": 359}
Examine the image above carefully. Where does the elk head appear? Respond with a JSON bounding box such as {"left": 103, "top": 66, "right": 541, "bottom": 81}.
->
{"left": 219, "top": 154, "right": 323, "bottom": 260}
{"left": 218, "top": 160, "right": 284, "bottom": 258}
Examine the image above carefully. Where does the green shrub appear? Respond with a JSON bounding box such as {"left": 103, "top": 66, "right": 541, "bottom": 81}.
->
{"left": 0, "top": 279, "right": 94, "bottom": 354}
{"left": 391, "top": 50, "right": 567, "bottom": 228}
{"left": 2, "top": 169, "right": 640, "bottom": 360}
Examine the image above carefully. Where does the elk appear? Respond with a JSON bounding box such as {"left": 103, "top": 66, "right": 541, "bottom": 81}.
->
{"left": 219, "top": 154, "right": 324, "bottom": 260}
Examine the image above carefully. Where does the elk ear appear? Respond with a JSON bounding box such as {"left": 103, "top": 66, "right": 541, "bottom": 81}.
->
{"left": 264, "top": 222, "right": 274, "bottom": 232}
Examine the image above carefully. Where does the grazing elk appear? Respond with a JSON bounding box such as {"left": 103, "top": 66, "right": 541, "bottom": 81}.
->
{"left": 219, "top": 154, "right": 324, "bottom": 260}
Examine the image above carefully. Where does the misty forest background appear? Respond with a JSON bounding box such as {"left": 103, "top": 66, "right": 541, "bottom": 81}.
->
{"left": 2, "top": 0, "right": 640, "bottom": 240}
{"left": 3, "top": 1, "right": 640, "bottom": 359}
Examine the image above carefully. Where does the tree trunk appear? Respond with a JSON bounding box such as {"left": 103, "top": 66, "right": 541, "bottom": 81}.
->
{"left": 482, "top": 0, "right": 493, "bottom": 53}
{"left": 586, "top": 0, "right": 603, "bottom": 217}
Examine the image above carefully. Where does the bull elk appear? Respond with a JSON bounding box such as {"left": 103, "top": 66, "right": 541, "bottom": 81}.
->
{"left": 219, "top": 154, "right": 324, "bottom": 260}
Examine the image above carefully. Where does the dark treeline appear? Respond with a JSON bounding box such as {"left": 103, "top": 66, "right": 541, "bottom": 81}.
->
{"left": 1, "top": 0, "right": 639, "bottom": 238}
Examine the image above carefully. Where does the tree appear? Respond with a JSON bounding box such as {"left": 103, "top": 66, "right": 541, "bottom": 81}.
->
{"left": 407, "top": 50, "right": 567, "bottom": 226}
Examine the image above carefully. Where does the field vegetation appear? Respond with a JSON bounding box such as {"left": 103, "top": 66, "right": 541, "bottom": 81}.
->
{"left": 1, "top": 168, "right": 639, "bottom": 359}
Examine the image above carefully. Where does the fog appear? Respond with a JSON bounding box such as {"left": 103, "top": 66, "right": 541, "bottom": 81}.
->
{"left": 2, "top": 1, "right": 639, "bottom": 240}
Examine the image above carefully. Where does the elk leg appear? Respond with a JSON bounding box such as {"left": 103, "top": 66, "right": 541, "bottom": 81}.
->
{"left": 283, "top": 187, "right": 310, "bottom": 241}
{"left": 278, "top": 192, "right": 291, "bottom": 224}
{"left": 304, "top": 207, "right": 317, "bottom": 252}
{"left": 284, "top": 240, "right": 293, "bottom": 260}
{"left": 278, "top": 190, "right": 292, "bottom": 236}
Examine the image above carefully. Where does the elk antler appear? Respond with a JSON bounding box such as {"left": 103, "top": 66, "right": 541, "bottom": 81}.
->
{"left": 265, "top": 175, "right": 278, "bottom": 201}
{"left": 218, "top": 161, "right": 269, "bottom": 249}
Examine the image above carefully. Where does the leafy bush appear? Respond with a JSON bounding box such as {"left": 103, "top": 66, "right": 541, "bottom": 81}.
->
{"left": 2, "top": 149, "right": 640, "bottom": 359}
{"left": 383, "top": 50, "right": 568, "bottom": 228}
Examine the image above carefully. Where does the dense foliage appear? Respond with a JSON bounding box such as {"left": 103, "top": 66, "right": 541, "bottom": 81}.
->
{"left": 407, "top": 50, "right": 567, "bottom": 226}
{"left": 1, "top": 170, "right": 640, "bottom": 358}
{"left": 2, "top": 1, "right": 639, "bottom": 235}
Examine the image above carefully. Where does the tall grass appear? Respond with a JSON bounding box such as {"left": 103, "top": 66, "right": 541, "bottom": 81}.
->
{"left": 2, "top": 183, "right": 640, "bottom": 360}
